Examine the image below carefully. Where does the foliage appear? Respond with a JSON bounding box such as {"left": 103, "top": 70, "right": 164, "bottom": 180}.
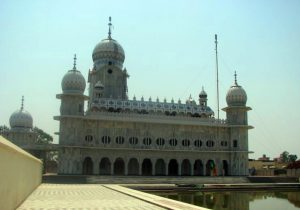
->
{"left": 33, "top": 126, "right": 53, "bottom": 144}
{"left": 281, "top": 151, "right": 289, "bottom": 163}
{"left": 280, "top": 151, "right": 297, "bottom": 163}
{"left": 288, "top": 154, "right": 298, "bottom": 163}
{"left": 0, "top": 125, "right": 9, "bottom": 134}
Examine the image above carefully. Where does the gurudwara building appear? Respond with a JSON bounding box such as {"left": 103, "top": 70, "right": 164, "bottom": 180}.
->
{"left": 55, "top": 19, "right": 252, "bottom": 176}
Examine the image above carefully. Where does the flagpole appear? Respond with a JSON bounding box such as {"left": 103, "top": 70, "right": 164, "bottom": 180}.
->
{"left": 215, "top": 34, "right": 219, "bottom": 121}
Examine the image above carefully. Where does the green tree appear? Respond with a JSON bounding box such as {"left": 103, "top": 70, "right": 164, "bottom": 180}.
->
{"left": 281, "top": 151, "right": 289, "bottom": 163}
{"left": 0, "top": 125, "right": 9, "bottom": 135}
{"left": 288, "top": 154, "right": 298, "bottom": 162}
{"left": 33, "top": 126, "right": 53, "bottom": 144}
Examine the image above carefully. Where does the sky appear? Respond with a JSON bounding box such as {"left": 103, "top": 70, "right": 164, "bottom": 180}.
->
{"left": 0, "top": 0, "right": 299, "bottom": 159}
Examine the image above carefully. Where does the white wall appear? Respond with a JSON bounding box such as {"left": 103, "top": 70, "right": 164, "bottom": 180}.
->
{"left": 0, "top": 136, "right": 42, "bottom": 210}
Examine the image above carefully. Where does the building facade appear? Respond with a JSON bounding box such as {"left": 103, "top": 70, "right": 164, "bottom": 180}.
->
{"left": 55, "top": 19, "right": 252, "bottom": 176}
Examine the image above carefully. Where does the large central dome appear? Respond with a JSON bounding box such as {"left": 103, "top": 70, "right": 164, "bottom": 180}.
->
{"left": 92, "top": 38, "right": 125, "bottom": 63}
{"left": 92, "top": 17, "right": 125, "bottom": 69}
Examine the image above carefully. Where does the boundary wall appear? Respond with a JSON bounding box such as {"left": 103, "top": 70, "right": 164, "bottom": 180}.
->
{"left": 0, "top": 136, "right": 42, "bottom": 210}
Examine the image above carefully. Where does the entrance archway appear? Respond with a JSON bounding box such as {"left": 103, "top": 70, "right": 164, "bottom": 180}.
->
{"left": 114, "top": 158, "right": 125, "bottom": 175}
{"left": 222, "top": 160, "right": 229, "bottom": 176}
{"left": 206, "top": 159, "right": 216, "bottom": 176}
{"left": 142, "top": 159, "right": 152, "bottom": 176}
{"left": 99, "top": 157, "right": 111, "bottom": 175}
{"left": 128, "top": 158, "right": 139, "bottom": 175}
{"left": 82, "top": 157, "right": 93, "bottom": 175}
{"left": 194, "top": 159, "right": 204, "bottom": 176}
{"left": 181, "top": 159, "right": 191, "bottom": 176}
{"left": 168, "top": 159, "right": 178, "bottom": 176}
{"left": 155, "top": 159, "right": 166, "bottom": 175}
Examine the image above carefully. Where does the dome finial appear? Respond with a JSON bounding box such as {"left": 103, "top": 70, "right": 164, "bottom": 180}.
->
{"left": 108, "top": 16, "right": 112, "bottom": 39}
{"left": 73, "top": 54, "right": 77, "bottom": 70}
{"left": 21, "top": 96, "right": 24, "bottom": 110}
{"left": 234, "top": 71, "right": 238, "bottom": 85}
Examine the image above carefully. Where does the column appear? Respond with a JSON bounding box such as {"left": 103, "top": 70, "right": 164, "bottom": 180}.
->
{"left": 178, "top": 161, "right": 182, "bottom": 176}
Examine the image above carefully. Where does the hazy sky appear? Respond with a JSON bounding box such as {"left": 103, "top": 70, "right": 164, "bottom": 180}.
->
{"left": 1, "top": 0, "right": 299, "bottom": 159}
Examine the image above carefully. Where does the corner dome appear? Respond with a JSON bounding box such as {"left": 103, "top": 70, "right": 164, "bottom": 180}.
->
{"left": 92, "top": 38, "right": 125, "bottom": 66}
{"left": 94, "top": 80, "right": 104, "bottom": 90}
{"left": 199, "top": 87, "right": 207, "bottom": 98}
{"left": 9, "top": 98, "right": 33, "bottom": 130}
{"left": 226, "top": 73, "right": 247, "bottom": 106}
{"left": 61, "top": 56, "right": 86, "bottom": 95}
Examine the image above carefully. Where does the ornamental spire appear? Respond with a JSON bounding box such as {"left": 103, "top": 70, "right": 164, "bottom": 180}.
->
{"left": 234, "top": 71, "right": 238, "bottom": 86}
{"left": 73, "top": 54, "right": 77, "bottom": 70}
{"left": 108, "top": 16, "right": 112, "bottom": 39}
{"left": 21, "top": 96, "right": 24, "bottom": 110}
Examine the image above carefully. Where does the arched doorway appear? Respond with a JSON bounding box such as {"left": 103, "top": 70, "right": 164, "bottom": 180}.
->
{"left": 142, "top": 159, "right": 152, "bottom": 176}
{"left": 168, "top": 159, "right": 178, "bottom": 176}
{"left": 194, "top": 159, "right": 204, "bottom": 176}
{"left": 181, "top": 159, "right": 191, "bottom": 176}
{"left": 114, "top": 158, "right": 125, "bottom": 175}
{"left": 206, "top": 159, "right": 216, "bottom": 176}
{"left": 82, "top": 157, "right": 93, "bottom": 175}
{"left": 99, "top": 157, "right": 111, "bottom": 175}
{"left": 222, "top": 160, "right": 229, "bottom": 176}
{"left": 128, "top": 158, "right": 139, "bottom": 175}
{"left": 155, "top": 159, "right": 166, "bottom": 176}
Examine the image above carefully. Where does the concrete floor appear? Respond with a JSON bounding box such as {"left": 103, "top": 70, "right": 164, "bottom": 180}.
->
{"left": 17, "top": 184, "right": 208, "bottom": 210}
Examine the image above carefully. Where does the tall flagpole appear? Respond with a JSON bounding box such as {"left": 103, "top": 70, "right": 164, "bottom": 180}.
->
{"left": 215, "top": 34, "right": 220, "bottom": 121}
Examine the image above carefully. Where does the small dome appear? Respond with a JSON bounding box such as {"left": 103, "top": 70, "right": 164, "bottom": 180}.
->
{"left": 199, "top": 87, "right": 207, "bottom": 98}
{"left": 92, "top": 38, "right": 125, "bottom": 66}
{"left": 94, "top": 81, "right": 104, "bottom": 90}
{"left": 62, "top": 69, "right": 86, "bottom": 94}
{"left": 226, "top": 75, "right": 247, "bottom": 106}
{"left": 10, "top": 109, "right": 33, "bottom": 129}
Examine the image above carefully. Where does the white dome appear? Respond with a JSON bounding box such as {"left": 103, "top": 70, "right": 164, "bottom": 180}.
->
{"left": 62, "top": 69, "right": 86, "bottom": 94}
{"left": 226, "top": 84, "right": 247, "bottom": 106}
{"left": 9, "top": 109, "right": 33, "bottom": 129}
{"left": 92, "top": 38, "right": 125, "bottom": 65}
{"left": 94, "top": 81, "right": 104, "bottom": 90}
{"left": 199, "top": 88, "right": 207, "bottom": 98}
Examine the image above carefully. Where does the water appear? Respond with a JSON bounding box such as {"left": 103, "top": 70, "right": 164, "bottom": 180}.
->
{"left": 152, "top": 190, "right": 300, "bottom": 210}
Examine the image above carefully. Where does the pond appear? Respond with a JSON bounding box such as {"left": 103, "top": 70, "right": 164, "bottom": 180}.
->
{"left": 152, "top": 190, "right": 300, "bottom": 210}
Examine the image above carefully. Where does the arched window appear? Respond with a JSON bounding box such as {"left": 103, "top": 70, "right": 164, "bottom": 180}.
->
{"left": 79, "top": 104, "right": 83, "bottom": 113}
{"left": 221, "top": 141, "right": 228, "bottom": 147}
{"left": 156, "top": 138, "right": 165, "bottom": 146}
{"left": 129, "top": 137, "right": 138, "bottom": 145}
{"left": 85, "top": 135, "right": 93, "bottom": 142}
{"left": 143, "top": 137, "right": 152, "bottom": 145}
{"left": 182, "top": 139, "right": 190, "bottom": 147}
{"left": 233, "top": 139, "right": 238, "bottom": 148}
{"left": 116, "top": 136, "right": 124, "bottom": 144}
{"left": 169, "top": 138, "right": 177, "bottom": 146}
{"left": 102, "top": 136, "right": 111, "bottom": 144}
{"left": 194, "top": 139, "right": 202, "bottom": 148}
{"left": 206, "top": 140, "right": 215, "bottom": 147}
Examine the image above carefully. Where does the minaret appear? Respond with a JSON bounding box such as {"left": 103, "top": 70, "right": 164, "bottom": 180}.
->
{"left": 58, "top": 54, "right": 88, "bottom": 116}
{"left": 199, "top": 86, "right": 208, "bottom": 107}
{"left": 223, "top": 72, "right": 253, "bottom": 175}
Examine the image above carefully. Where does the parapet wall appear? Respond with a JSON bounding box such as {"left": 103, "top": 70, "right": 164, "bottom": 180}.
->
{"left": 0, "top": 136, "right": 42, "bottom": 210}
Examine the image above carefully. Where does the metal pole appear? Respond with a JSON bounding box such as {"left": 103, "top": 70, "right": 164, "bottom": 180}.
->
{"left": 215, "top": 34, "right": 220, "bottom": 121}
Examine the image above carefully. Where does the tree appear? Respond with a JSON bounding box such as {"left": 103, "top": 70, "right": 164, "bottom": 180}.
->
{"left": 281, "top": 151, "right": 289, "bottom": 163}
{"left": 288, "top": 154, "right": 298, "bottom": 163}
{"left": 0, "top": 125, "right": 9, "bottom": 135}
{"left": 33, "top": 126, "right": 53, "bottom": 144}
